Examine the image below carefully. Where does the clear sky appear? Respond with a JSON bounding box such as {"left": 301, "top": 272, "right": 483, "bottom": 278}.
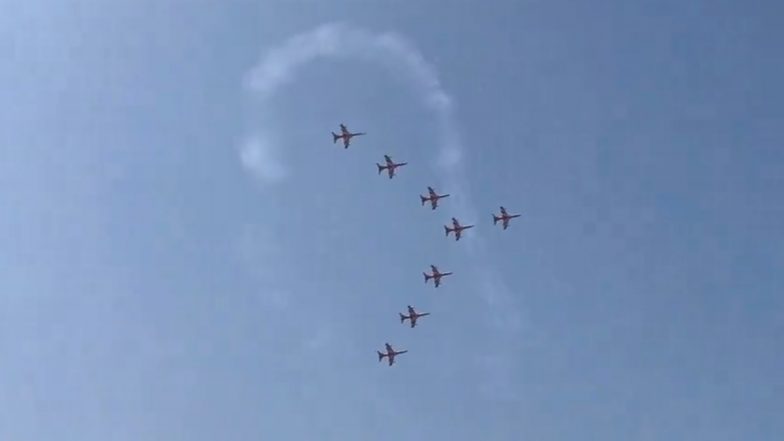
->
{"left": 2, "top": 1, "right": 783, "bottom": 440}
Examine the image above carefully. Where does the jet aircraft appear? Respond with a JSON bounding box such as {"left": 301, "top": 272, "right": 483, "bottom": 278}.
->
{"left": 376, "top": 155, "right": 408, "bottom": 179}
{"left": 377, "top": 343, "right": 408, "bottom": 366}
{"left": 331, "top": 123, "right": 365, "bottom": 148}
{"left": 399, "top": 305, "right": 430, "bottom": 328}
{"left": 420, "top": 186, "right": 450, "bottom": 210}
{"left": 423, "top": 265, "right": 453, "bottom": 288}
{"left": 444, "top": 217, "right": 474, "bottom": 241}
{"left": 492, "top": 206, "right": 521, "bottom": 230}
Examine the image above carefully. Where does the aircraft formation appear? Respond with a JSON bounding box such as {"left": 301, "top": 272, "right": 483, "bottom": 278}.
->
{"left": 332, "top": 123, "right": 522, "bottom": 366}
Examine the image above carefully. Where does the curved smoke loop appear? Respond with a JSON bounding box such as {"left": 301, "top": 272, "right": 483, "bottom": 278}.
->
{"left": 240, "top": 22, "right": 526, "bottom": 360}
{"left": 241, "top": 23, "right": 464, "bottom": 202}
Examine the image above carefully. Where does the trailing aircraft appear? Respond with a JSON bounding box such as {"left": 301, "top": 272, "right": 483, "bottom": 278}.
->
{"left": 423, "top": 265, "right": 453, "bottom": 288}
{"left": 376, "top": 155, "right": 408, "bottom": 179}
{"left": 399, "top": 305, "right": 430, "bottom": 328}
{"left": 444, "top": 217, "right": 474, "bottom": 241}
{"left": 377, "top": 343, "right": 407, "bottom": 366}
{"left": 331, "top": 123, "right": 365, "bottom": 148}
{"left": 420, "top": 186, "right": 450, "bottom": 210}
{"left": 492, "top": 206, "right": 521, "bottom": 230}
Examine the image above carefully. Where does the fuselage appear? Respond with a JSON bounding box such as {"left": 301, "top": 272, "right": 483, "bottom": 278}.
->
{"left": 387, "top": 350, "right": 406, "bottom": 362}
{"left": 421, "top": 193, "right": 448, "bottom": 209}
{"left": 337, "top": 131, "right": 364, "bottom": 142}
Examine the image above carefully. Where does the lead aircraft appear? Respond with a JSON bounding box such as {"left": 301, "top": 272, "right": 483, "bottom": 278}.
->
{"left": 444, "top": 217, "right": 474, "bottom": 241}
{"left": 420, "top": 186, "right": 450, "bottom": 210}
{"left": 423, "top": 265, "right": 453, "bottom": 287}
{"left": 492, "top": 206, "right": 521, "bottom": 230}
{"left": 376, "top": 155, "right": 408, "bottom": 179}
{"left": 331, "top": 123, "right": 365, "bottom": 148}
{"left": 377, "top": 343, "right": 408, "bottom": 366}
{"left": 399, "top": 305, "right": 430, "bottom": 328}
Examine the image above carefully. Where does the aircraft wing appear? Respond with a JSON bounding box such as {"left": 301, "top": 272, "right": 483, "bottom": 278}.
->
{"left": 430, "top": 265, "right": 438, "bottom": 273}
{"left": 407, "top": 305, "right": 416, "bottom": 315}
{"left": 500, "top": 206, "right": 508, "bottom": 216}
{"left": 452, "top": 217, "right": 460, "bottom": 228}
{"left": 340, "top": 124, "right": 348, "bottom": 135}
{"left": 387, "top": 167, "right": 394, "bottom": 178}
{"left": 409, "top": 316, "right": 417, "bottom": 328}
{"left": 388, "top": 354, "right": 395, "bottom": 366}
{"left": 503, "top": 218, "right": 510, "bottom": 229}
{"left": 342, "top": 137, "right": 350, "bottom": 148}
{"left": 428, "top": 187, "right": 437, "bottom": 197}
{"left": 384, "top": 155, "right": 393, "bottom": 166}
{"left": 455, "top": 229, "right": 462, "bottom": 240}
{"left": 430, "top": 199, "right": 438, "bottom": 209}
{"left": 385, "top": 343, "right": 393, "bottom": 353}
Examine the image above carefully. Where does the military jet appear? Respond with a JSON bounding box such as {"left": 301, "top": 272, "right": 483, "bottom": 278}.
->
{"left": 399, "top": 305, "right": 430, "bottom": 328}
{"left": 492, "top": 206, "right": 521, "bottom": 230}
{"left": 420, "top": 186, "right": 450, "bottom": 210}
{"left": 377, "top": 343, "right": 408, "bottom": 366}
{"left": 376, "top": 155, "right": 408, "bottom": 179}
{"left": 331, "top": 123, "right": 365, "bottom": 148}
{"left": 423, "top": 265, "right": 453, "bottom": 287}
{"left": 444, "top": 217, "right": 474, "bottom": 241}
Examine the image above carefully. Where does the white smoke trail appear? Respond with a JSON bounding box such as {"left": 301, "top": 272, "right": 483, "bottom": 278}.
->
{"left": 241, "top": 22, "right": 530, "bottom": 398}
{"left": 242, "top": 23, "right": 468, "bottom": 208}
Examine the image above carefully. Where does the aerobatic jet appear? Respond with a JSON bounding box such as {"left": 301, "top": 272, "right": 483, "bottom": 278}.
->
{"left": 377, "top": 343, "right": 408, "bottom": 366}
{"left": 399, "top": 305, "right": 430, "bottom": 328}
{"left": 420, "top": 186, "right": 450, "bottom": 210}
{"left": 331, "top": 123, "right": 365, "bottom": 148}
{"left": 444, "top": 217, "right": 474, "bottom": 241}
{"left": 492, "top": 206, "right": 521, "bottom": 230}
{"left": 376, "top": 155, "right": 408, "bottom": 179}
{"left": 423, "top": 265, "right": 453, "bottom": 288}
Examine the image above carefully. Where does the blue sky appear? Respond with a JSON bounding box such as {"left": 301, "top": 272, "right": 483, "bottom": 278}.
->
{"left": 1, "top": 1, "right": 783, "bottom": 440}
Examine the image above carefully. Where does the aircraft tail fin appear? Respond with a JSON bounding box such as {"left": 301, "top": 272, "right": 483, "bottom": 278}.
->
{"left": 493, "top": 215, "right": 499, "bottom": 225}
{"left": 420, "top": 195, "right": 426, "bottom": 205}
{"left": 399, "top": 313, "right": 407, "bottom": 323}
{"left": 444, "top": 225, "right": 450, "bottom": 236}
{"left": 332, "top": 132, "right": 339, "bottom": 143}
{"left": 423, "top": 272, "right": 431, "bottom": 283}
{"left": 377, "top": 351, "right": 385, "bottom": 362}
{"left": 376, "top": 163, "right": 384, "bottom": 174}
